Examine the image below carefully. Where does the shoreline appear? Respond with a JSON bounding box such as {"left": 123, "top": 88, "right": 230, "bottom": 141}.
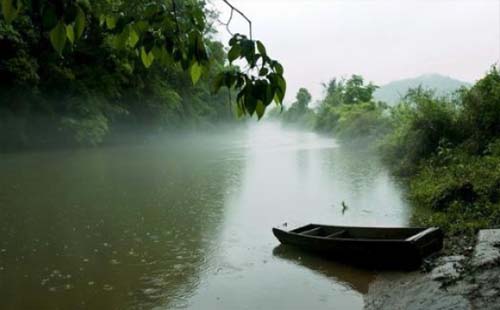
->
{"left": 365, "top": 229, "right": 500, "bottom": 310}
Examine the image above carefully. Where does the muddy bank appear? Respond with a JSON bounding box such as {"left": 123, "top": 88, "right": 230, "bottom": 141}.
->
{"left": 365, "top": 229, "right": 500, "bottom": 310}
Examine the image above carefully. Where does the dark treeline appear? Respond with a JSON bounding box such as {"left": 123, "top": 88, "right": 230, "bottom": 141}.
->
{"left": 276, "top": 68, "right": 500, "bottom": 234}
{"left": 0, "top": 0, "right": 287, "bottom": 151}
{"left": 0, "top": 1, "right": 233, "bottom": 150}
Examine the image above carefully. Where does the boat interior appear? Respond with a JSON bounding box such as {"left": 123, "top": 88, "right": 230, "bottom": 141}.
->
{"left": 290, "top": 224, "right": 425, "bottom": 240}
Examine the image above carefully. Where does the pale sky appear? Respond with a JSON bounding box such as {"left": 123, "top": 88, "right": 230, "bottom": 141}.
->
{"left": 212, "top": 0, "right": 500, "bottom": 103}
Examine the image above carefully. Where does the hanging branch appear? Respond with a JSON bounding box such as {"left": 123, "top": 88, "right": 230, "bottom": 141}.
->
{"left": 221, "top": 0, "right": 253, "bottom": 39}
{"left": 217, "top": 6, "right": 234, "bottom": 36}
{"left": 213, "top": 0, "right": 286, "bottom": 119}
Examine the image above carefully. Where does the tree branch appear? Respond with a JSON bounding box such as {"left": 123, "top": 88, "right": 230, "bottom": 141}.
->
{"left": 217, "top": 6, "right": 234, "bottom": 36}
{"left": 221, "top": 0, "right": 252, "bottom": 39}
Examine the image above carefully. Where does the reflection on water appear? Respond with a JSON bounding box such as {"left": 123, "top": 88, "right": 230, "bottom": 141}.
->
{"left": 272, "top": 245, "right": 376, "bottom": 294}
{"left": 0, "top": 122, "right": 410, "bottom": 309}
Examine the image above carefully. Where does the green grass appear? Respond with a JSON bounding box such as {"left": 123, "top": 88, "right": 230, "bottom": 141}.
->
{"left": 408, "top": 151, "right": 500, "bottom": 234}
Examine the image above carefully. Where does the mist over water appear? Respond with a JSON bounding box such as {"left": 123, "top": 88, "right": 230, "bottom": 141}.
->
{"left": 0, "top": 122, "right": 410, "bottom": 309}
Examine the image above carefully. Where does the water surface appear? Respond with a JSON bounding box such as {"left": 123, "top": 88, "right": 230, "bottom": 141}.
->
{"left": 0, "top": 122, "right": 410, "bottom": 309}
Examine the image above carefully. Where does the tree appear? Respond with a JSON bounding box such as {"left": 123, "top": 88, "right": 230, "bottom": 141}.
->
{"left": 460, "top": 67, "right": 500, "bottom": 151}
{"left": 295, "top": 87, "right": 312, "bottom": 111}
{"left": 315, "top": 75, "right": 380, "bottom": 132}
{"left": 343, "top": 75, "right": 376, "bottom": 104}
{"left": 0, "top": 0, "right": 288, "bottom": 149}
{"left": 0, "top": 0, "right": 286, "bottom": 119}
{"left": 282, "top": 87, "right": 315, "bottom": 127}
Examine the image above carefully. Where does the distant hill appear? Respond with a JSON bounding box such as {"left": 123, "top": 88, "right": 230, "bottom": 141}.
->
{"left": 374, "top": 74, "right": 470, "bottom": 105}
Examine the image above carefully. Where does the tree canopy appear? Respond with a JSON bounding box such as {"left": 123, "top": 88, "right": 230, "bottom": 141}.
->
{"left": 0, "top": 0, "right": 287, "bottom": 149}
{"left": 295, "top": 87, "right": 311, "bottom": 111}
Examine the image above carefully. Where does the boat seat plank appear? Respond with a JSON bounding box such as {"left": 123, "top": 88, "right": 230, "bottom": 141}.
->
{"left": 325, "top": 230, "right": 346, "bottom": 238}
{"left": 300, "top": 227, "right": 322, "bottom": 236}
{"left": 405, "top": 228, "right": 435, "bottom": 242}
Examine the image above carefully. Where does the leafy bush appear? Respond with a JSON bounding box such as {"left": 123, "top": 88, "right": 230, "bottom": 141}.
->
{"left": 333, "top": 102, "right": 390, "bottom": 140}
{"left": 412, "top": 201, "right": 500, "bottom": 235}
{"left": 407, "top": 135, "right": 500, "bottom": 234}
{"left": 378, "top": 71, "right": 500, "bottom": 233}
{"left": 459, "top": 67, "right": 500, "bottom": 153}
{"left": 315, "top": 104, "right": 340, "bottom": 132}
{"left": 379, "top": 87, "right": 461, "bottom": 175}
{"left": 410, "top": 150, "right": 500, "bottom": 209}
{"left": 314, "top": 75, "right": 387, "bottom": 139}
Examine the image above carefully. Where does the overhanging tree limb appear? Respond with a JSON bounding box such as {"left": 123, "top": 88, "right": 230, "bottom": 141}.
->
{"left": 221, "top": 0, "right": 252, "bottom": 39}
{"left": 217, "top": 5, "right": 234, "bottom": 36}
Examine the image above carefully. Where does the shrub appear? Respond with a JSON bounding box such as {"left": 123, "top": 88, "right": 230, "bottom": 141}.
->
{"left": 460, "top": 67, "right": 500, "bottom": 153}
{"left": 409, "top": 150, "right": 500, "bottom": 233}
{"left": 380, "top": 87, "right": 460, "bottom": 175}
{"left": 333, "top": 102, "right": 390, "bottom": 140}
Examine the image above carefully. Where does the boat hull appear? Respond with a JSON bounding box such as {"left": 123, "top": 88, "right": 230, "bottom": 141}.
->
{"left": 272, "top": 224, "right": 443, "bottom": 269}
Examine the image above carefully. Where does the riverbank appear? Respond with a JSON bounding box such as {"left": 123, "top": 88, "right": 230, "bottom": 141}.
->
{"left": 365, "top": 229, "right": 500, "bottom": 310}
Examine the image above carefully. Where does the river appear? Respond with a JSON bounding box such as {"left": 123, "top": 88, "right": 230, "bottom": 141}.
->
{"left": 0, "top": 122, "right": 410, "bottom": 309}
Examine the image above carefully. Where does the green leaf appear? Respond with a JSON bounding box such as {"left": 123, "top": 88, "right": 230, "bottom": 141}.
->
{"left": 259, "top": 68, "right": 269, "bottom": 76}
{"left": 66, "top": 24, "right": 75, "bottom": 44}
{"left": 243, "top": 85, "right": 257, "bottom": 115}
{"left": 128, "top": 28, "right": 139, "bottom": 47}
{"left": 2, "top": 0, "right": 20, "bottom": 24}
{"left": 112, "top": 31, "right": 126, "bottom": 49}
{"left": 277, "top": 75, "right": 287, "bottom": 95}
{"left": 256, "top": 101, "right": 265, "bottom": 120}
{"left": 241, "top": 40, "right": 255, "bottom": 65}
{"left": 105, "top": 16, "right": 116, "bottom": 30}
{"left": 227, "top": 45, "right": 241, "bottom": 63}
{"left": 50, "top": 21, "right": 67, "bottom": 55}
{"left": 256, "top": 40, "right": 267, "bottom": 56}
{"left": 140, "top": 47, "right": 154, "bottom": 68}
{"left": 270, "top": 74, "right": 286, "bottom": 104}
{"left": 74, "top": 7, "right": 86, "bottom": 39}
{"left": 275, "top": 62, "right": 284, "bottom": 75}
{"left": 245, "top": 95, "right": 257, "bottom": 115}
{"left": 263, "top": 83, "right": 274, "bottom": 106}
{"left": 190, "top": 61, "right": 203, "bottom": 85}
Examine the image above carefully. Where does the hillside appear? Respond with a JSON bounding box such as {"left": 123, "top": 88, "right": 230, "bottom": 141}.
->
{"left": 374, "top": 74, "right": 470, "bottom": 105}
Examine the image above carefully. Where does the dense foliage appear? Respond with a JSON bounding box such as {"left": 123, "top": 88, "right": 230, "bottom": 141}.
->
{"left": 275, "top": 68, "right": 500, "bottom": 234}
{"left": 379, "top": 87, "right": 462, "bottom": 175}
{"left": 0, "top": 0, "right": 286, "bottom": 150}
{"left": 314, "top": 75, "right": 389, "bottom": 140}
{"left": 395, "top": 69, "right": 500, "bottom": 233}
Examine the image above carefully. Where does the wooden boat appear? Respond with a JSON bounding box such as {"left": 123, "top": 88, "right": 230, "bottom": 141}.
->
{"left": 272, "top": 224, "right": 443, "bottom": 269}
